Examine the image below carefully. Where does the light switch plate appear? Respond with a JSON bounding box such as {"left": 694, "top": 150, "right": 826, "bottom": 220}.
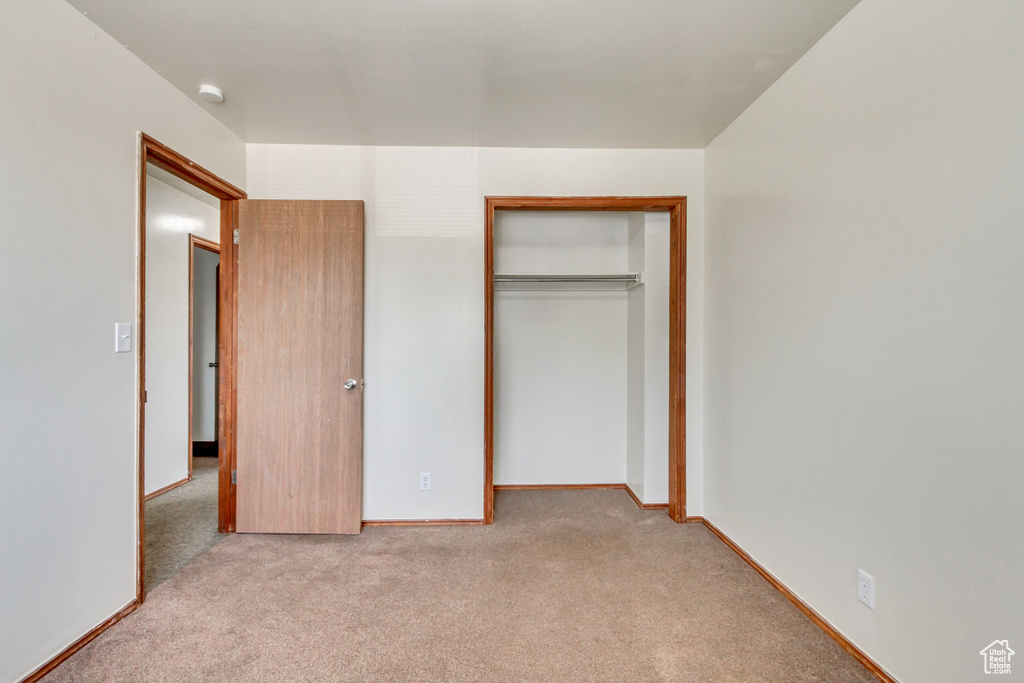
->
{"left": 115, "top": 322, "right": 132, "bottom": 353}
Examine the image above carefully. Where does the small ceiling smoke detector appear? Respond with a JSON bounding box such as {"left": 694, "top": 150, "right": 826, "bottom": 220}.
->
{"left": 199, "top": 84, "right": 224, "bottom": 103}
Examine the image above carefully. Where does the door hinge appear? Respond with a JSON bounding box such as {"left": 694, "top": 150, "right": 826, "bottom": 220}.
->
{"left": 143, "top": 390, "right": 148, "bottom": 403}
{"left": 233, "top": 228, "right": 239, "bottom": 245}
{"left": 231, "top": 469, "right": 237, "bottom": 485}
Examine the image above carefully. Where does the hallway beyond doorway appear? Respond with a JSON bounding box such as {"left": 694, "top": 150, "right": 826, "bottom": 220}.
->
{"left": 144, "top": 457, "right": 222, "bottom": 595}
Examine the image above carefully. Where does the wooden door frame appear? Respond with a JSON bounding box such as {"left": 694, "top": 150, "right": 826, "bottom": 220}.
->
{"left": 484, "top": 196, "right": 687, "bottom": 524}
{"left": 137, "top": 134, "right": 245, "bottom": 603}
{"left": 188, "top": 235, "right": 221, "bottom": 480}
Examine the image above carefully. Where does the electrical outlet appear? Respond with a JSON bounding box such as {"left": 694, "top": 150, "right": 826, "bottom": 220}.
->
{"left": 420, "top": 472, "right": 431, "bottom": 491}
{"left": 858, "top": 570, "right": 875, "bottom": 609}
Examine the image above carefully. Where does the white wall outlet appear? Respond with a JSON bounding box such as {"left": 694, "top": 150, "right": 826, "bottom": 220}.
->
{"left": 858, "top": 569, "right": 875, "bottom": 609}
{"left": 419, "top": 472, "right": 431, "bottom": 491}
{"left": 115, "top": 322, "right": 132, "bottom": 353}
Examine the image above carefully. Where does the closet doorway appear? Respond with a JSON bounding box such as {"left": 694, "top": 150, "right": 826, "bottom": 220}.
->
{"left": 484, "top": 197, "right": 687, "bottom": 524}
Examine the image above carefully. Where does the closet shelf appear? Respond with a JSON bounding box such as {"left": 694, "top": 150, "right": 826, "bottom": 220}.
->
{"left": 494, "top": 272, "right": 643, "bottom": 291}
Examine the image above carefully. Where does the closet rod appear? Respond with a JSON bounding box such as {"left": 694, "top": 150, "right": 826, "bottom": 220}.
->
{"left": 493, "top": 273, "right": 643, "bottom": 290}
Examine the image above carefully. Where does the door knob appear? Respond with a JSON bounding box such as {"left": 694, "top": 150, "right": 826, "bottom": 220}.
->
{"left": 344, "top": 379, "right": 358, "bottom": 390}
{"left": 208, "top": 362, "right": 219, "bottom": 368}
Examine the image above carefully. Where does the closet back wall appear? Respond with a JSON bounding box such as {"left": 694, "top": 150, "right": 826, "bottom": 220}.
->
{"left": 246, "top": 145, "right": 705, "bottom": 520}
{"left": 493, "top": 212, "right": 630, "bottom": 486}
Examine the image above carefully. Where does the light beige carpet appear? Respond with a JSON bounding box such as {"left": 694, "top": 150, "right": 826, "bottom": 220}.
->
{"left": 144, "top": 457, "right": 222, "bottom": 594}
{"left": 48, "top": 490, "right": 875, "bottom": 682}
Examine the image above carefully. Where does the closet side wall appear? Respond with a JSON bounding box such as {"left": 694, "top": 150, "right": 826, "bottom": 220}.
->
{"left": 625, "top": 212, "right": 671, "bottom": 505}
{"left": 625, "top": 214, "right": 646, "bottom": 497}
{"left": 643, "top": 213, "right": 671, "bottom": 503}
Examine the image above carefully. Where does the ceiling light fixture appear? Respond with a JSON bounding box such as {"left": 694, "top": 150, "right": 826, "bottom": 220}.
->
{"left": 199, "top": 84, "right": 224, "bottom": 103}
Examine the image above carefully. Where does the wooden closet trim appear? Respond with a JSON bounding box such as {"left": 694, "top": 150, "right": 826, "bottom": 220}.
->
{"left": 484, "top": 196, "right": 687, "bottom": 524}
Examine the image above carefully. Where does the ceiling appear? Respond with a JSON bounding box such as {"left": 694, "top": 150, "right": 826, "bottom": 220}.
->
{"left": 69, "top": 0, "right": 859, "bottom": 148}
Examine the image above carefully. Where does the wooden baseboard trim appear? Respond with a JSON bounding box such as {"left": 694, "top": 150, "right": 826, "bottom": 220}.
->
{"left": 362, "top": 519, "right": 486, "bottom": 527}
{"left": 20, "top": 600, "right": 137, "bottom": 683}
{"left": 623, "top": 484, "right": 670, "bottom": 510}
{"left": 143, "top": 476, "right": 189, "bottom": 501}
{"left": 694, "top": 517, "right": 895, "bottom": 683}
{"left": 623, "top": 485, "right": 640, "bottom": 506}
{"left": 493, "top": 483, "right": 625, "bottom": 491}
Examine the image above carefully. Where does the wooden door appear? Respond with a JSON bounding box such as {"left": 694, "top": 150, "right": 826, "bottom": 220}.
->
{"left": 235, "top": 200, "right": 364, "bottom": 534}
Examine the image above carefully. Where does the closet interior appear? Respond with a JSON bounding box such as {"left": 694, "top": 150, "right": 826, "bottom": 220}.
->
{"left": 493, "top": 210, "right": 671, "bottom": 506}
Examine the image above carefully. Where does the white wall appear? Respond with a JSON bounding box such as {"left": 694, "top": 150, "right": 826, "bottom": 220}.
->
{"left": 0, "top": 1, "right": 245, "bottom": 680}
{"left": 192, "top": 247, "right": 220, "bottom": 442}
{"left": 247, "top": 145, "right": 704, "bottom": 520}
{"left": 641, "top": 213, "right": 670, "bottom": 503}
{"left": 145, "top": 175, "right": 220, "bottom": 494}
{"left": 626, "top": 214, "right": 646, "bottom": 498}
{"left": 624, "top": 212, "right": 671, "bottom": 505}
{"left": 493, "top": 212, "right": 629, "bottom": 486}
{"left": 704, "top": 1, "right": 1024, "bottom": 680}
